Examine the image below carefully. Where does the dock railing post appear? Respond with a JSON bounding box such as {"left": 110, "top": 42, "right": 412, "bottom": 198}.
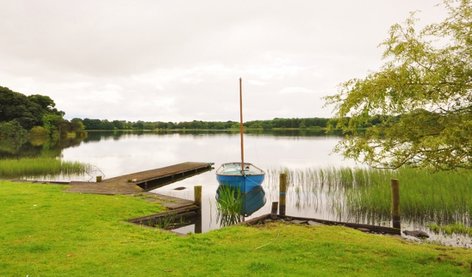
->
{"left": 194, "top": 185, "right": 202, "bottom": 233}
{"left": 391, "top": 179, "right": 401, "bottom": 229}
{"left": 279, "top": 173, "right": 287, "bottom": 216}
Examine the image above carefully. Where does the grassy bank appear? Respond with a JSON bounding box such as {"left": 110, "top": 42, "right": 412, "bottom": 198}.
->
{"left": 0, "top": 157, "right": 90, "bottom": 178}
{"left": 1, "top": 181, "right": 471, "bottom": 276}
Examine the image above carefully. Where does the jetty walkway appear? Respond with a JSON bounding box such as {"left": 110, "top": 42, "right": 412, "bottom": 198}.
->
{"left": 67, "top": 162, "right": 213, "bottom": 195}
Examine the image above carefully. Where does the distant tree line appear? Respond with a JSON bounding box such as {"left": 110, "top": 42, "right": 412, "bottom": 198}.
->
{"left": 245, "top": 118, "right": 331, "bottom": 130}
{"left": 80, "top": 117, "right": 341, "bottom": 131}
{"left": 81, "top": 119, "right": 237, "bottom": 130}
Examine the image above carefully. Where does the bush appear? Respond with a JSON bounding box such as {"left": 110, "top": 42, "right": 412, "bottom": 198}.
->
{"left": 0, "top": 121, "right": 28, "bottom": 154}
{"left": 28, "top": 126, "right": 49, "bottom": 146}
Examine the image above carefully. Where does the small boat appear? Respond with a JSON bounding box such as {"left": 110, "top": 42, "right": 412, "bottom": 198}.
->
{"left": 216, "top": 78, "right": 265, "bottom": 191}
{"left": 216, "top": 162, "right": 265, "bottom": 193}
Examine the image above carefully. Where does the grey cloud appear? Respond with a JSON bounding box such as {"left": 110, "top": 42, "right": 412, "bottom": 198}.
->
{"left": 0, "top": 0, "right": 445, "bottom": 121}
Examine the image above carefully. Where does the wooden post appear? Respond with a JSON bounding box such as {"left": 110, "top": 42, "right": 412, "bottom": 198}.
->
{"left": 96, "top": 176, "right": 102, "bottom": 182}
{"left": 194, "top": 185, "right": 202, "bottom": 233}
{"left": 271, "top": 202, "right": 278, "bottom": 219}
{"left": 391, "top": 179, "right": 400, "bottom": 229}
{"left": 194, "top": 185, "right": 202, "bottom": 207}
{"left": 279, "top": 173, "right": 287, "bottom": 216}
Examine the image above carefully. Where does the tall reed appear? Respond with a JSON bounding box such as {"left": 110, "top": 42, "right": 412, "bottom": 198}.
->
{"left": 266, "top": 167, "right": 472, "bottom": 226}
{"left": 0, "top": 157, "right": 91, "bottom": 178}
{"left": 427, "top": 223, "right": 472, "bottom": 236}
{"left": 216, "top": 185, "right": 244, "bottom": 226}
{"left": 345, "top": 167, "right": 472, "bottom": 225}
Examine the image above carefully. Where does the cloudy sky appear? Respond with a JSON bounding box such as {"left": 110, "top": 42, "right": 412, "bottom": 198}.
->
{"left": 0, "top": 0, "right": 445, "bottom": 122}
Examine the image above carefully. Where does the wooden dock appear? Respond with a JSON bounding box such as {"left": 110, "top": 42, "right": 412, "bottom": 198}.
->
{"left": 67, "top": 162, "right": 213, "bottom": 195}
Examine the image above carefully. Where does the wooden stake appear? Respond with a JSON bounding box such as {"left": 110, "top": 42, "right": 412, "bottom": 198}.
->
{"left": 271, "top": 202, "right": 278, "bottom": 219}
{"left": 194, "top": 185, "right": 202, "bottom": 207}
{"left": 391, "top": 179, "right": 400, "bottom": 229}
{"left": 194, "top": 185, "right": 203, "bottom": 233}
{"left": 279, "top": 173, "right": 287, "bottom": 216}
{"left": 239, "top": 77, "right": 245, "bottom": 174}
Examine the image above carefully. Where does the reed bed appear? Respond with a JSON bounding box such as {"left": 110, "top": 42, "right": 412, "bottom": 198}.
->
{"left": 0, "top": 157, "right": 91, "bottom": 178}
{"left": 344, "top": 167, "right": 472, "bottom": 226}
{"left": 266, "top": 167, "right": 472, "bottom": 226}
{"left": 428, "top": 223, "right": 472, "bottom": 236}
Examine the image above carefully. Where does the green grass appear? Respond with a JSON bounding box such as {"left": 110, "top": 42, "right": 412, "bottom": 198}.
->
{"left": 1, "top": 181, "right": 472, "bottom": 276}
{"left": 0, "top": 157, "right": 90, "bottom": 178}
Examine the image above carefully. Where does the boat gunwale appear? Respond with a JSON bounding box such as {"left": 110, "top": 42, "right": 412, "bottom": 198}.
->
{"left": 216, "top": 162, "right": 265, "bottom": 177}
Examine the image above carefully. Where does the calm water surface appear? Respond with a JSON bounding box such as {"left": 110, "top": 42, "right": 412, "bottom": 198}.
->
{"left": 60, "top": 132, "right": 354, "bottom": 225}
{"left": 62, "top": 131, "right": 356, "bottom": 178}
{"left": 54, "top": 131, "right": 471, "bottom": 247}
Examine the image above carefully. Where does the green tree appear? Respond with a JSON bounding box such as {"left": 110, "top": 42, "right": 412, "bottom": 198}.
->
{"left": 42, "top": 114, "right": 65, "bottom": 141}
{"left": 0, "top": 120, "right": 28, "bottom": 154}
{"left": 0, "top": 87, "right": 38, "bottom": 129}
{"left": 28, "top": 94, "right": 63, "bottom": 116}
{"left": 326, "top": 0, "right": 472, "bottom": 170}
{"left": 0, "top": 87, "right": 64, "bottom": 130}
{"left": 82, "top": 118, "right": 103, "bottom": 130}
{"left": 28, "top": 126, "right": 49, "bottom": 146}
{"left": 70, "top": 118, "right": 85, "bottom": 132}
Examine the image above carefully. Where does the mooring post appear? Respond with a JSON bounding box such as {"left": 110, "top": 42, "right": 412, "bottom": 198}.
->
{"left": 271, "top": 202, "right": 278, "bottom": 219}
{"left": 96, "top": 176, "right": 102, "bottom": 183}
{"left": 391, "top": 179, "right": 401, "bottom": 229}
{"left": 194, "top": 185, "right": 202, "bottom": 207}
{"left": 279, "top": 173, "right": 287, "bottom": 216}
{"left": 194, "top": 185, "right": 202, "bottom": 233}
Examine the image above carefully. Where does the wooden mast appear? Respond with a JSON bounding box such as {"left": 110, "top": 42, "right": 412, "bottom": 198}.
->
{"left": 239, "top": 78, "right": 245, "bottom": 175}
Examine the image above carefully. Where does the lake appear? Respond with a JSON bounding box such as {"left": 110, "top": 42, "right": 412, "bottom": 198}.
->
{"left": 9, "top": 130, "right": 472, "bottom": 247}
{"left": 63, "top": 131, "right": 356, "bottom": 178}
{"left": 60, "top": 131, "right": 356, "bottom": 228}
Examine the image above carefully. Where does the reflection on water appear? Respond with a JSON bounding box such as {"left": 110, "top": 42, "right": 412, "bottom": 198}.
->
{"left": 0, "top": 134, "right": 85, "bottom": 159}
{"left": 216, "top": 185, "right": 266, "bottom": 227}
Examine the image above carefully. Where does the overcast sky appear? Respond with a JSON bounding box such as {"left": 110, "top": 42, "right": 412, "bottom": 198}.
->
{"left": 0, "top": 0, "right": 446, "bottom": 122}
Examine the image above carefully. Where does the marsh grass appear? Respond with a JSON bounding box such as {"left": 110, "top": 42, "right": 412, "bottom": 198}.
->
{"left": 0, "top": 157, "right": 91, "bottom": 178}
{"left": 428, "top": 223, "right": 472, "bottom": 236}
{"left": 267, "top": 167, "right": 472, "bottom": 226}
{"left": 344, "top": 168, "right": 472, "bottom": 225}
{"left": 216, "top": 185, "right": 244, "bottom": 226}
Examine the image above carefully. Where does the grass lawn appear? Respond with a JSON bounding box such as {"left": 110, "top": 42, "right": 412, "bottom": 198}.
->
{"left": 1, "top": 181, "right": 471, "bottom": 276}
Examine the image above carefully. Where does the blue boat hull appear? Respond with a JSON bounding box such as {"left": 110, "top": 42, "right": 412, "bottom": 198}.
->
{"left": 216, "top": 174, "right": 265, "bottom": 193}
